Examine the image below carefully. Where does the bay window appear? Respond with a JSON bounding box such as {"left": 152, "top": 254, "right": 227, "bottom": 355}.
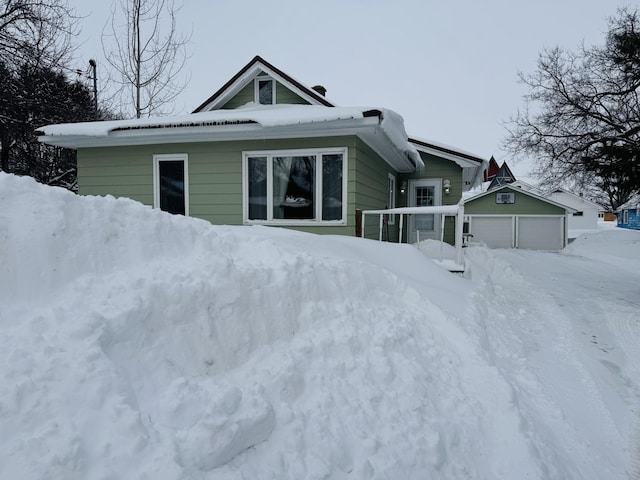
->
{"left": 244, "top": 148, "right": 347, "bottom": 224}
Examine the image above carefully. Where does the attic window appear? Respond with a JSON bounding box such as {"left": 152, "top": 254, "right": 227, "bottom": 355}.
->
{"left": 256, "top": 77, "right": 275, "bottom": 105}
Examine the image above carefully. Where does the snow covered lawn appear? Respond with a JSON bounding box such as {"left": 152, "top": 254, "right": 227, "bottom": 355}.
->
{"left": 1, "top": 173, "right": 638, "bottom": 479}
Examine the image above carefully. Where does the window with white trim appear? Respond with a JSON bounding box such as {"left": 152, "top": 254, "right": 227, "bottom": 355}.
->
{"left": 624, "top": 209, "right": 629, "bottom": 224}
{"left": 387, "top": 173, "right": 396, "bottom": 225}
{"left": 153, "top": 154, "right": 188, "bottom": 216}
{"left": 244, "top": 148, "right": 347, "bottom": 224}
{"left": 255, "top": 77, "right": 275, "bottom": 105}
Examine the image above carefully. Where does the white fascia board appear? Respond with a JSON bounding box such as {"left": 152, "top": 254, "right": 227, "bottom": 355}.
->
{"left": 38, "top": 117, "right": 381, "bottom": 149}
{"left": 414, "top": 143, "right": 487, "bottom": 189}
{"left": 413, "top": 143, "right": 484, "bottom": 169}
{"left": 38, "top": 116, "right": 417, "bottom": 172}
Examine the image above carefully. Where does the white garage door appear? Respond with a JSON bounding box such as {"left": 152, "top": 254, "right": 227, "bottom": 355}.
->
{"left": 517, "top": 216, "right": 563, "bottom": 250}
{"left": 469, "top": 216, "right": 513, "bottom": 248}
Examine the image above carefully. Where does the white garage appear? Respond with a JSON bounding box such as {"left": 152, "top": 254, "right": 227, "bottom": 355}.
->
{"left": 468, "top": 216, "right": 514, "bottom": 248}
{"left": 517, "top": 216, "right": 564, "bottom": 250}
{"left": 464, "top": 186, "right": 573, "bottom": 250}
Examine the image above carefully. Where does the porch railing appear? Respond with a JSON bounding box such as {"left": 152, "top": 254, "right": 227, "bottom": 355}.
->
{"left": 361, "top": 201, "right": 465, "bottom": 271}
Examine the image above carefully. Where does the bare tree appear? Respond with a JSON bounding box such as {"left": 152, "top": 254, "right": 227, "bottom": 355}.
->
{"left": 503, "top": 8, "right": 640, "bottom": 210}
{"left": 0, "top": 0, "right": 79, "bottom": 68}
{"left": 102, "top": 0, "right": 190, "bottom": 119}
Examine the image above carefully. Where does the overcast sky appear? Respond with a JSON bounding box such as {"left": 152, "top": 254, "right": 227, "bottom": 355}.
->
{"left": 67, "top": 0, "right": 621, "bottom": 180}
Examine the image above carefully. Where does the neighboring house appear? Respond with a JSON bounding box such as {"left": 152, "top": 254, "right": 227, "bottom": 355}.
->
{"left": 617, "top": 194, "right": 640, "bottom": 230}
{"left": 36, "top": 55, "right": 486, "bottom": 243}
{"left": 486, "top": 161, "right": 516, "bottom": 190}
{"left": 546, "top": 189, "right": 601, "bottom": 231}
{"left": 483, "top": 156, "right": 500, "bottom": 183}
{"left": 464, "top": 185, "right": 575, "bottom": 250}
{"left": 506, "top": 179, "right": 542, "bottom": 194}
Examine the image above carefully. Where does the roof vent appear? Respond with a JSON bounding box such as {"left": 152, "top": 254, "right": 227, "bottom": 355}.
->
{"left": 312, "top": 85, "right": 327, "bottom": 97}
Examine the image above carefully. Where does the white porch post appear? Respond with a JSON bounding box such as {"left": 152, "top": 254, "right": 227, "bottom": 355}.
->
{"left": 399, "top": 214, "right": 404, "bottom": 243}
{"left": 378, "top": 214, "right": 384, "bottom": 241}
{"left": 361, "top": 212, "right": 366, "bottom": 238}
{"left": 455, "top": 203, "right": 464, "bottom": 266}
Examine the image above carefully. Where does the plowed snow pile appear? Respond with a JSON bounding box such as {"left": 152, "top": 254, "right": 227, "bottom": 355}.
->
{"left": 0, "top": 173, "right": 636, "bottom": 479}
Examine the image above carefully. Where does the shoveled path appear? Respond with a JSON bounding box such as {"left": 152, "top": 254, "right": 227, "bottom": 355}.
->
{"left": 493, "top": 246, "right": 640, "bottom": 477}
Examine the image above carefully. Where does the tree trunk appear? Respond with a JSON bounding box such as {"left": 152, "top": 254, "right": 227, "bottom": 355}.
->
{"left": 0, "top": 129, "right": 10, "bottom": 172}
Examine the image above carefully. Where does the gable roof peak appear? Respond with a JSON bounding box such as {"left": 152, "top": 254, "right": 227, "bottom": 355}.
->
{"left": 193, "top": 55, "right": 334, "bottom": 113}
{"left": 487, "top": 161, "right": 516, "bottom": 190}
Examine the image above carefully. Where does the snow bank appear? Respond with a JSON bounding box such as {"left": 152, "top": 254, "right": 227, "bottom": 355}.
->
{"left": 0, "top": 173, "right": 634, "bottom": 479}
{"left": 564, "top": 227, "right": 640, "bottom": 274}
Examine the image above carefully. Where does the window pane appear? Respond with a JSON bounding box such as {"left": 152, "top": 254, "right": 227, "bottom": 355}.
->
{"left": 158, "top": 160, "right": 185, "bottom": 215}
{"left": 416, "top": 186, "right": 434, "bottom": 206}
{"left": 248, "top": 157, "right": 267, "bottom": 220}
{"left": 273, "top": 156, "right": 315, "bottom": 219}
{"left": 258, "top": 79, "right": 273, "bottom": 105}
{"left": 415, "top": 185, "right": 434, "bottom": 231}
{"left": 322, "top": 154, "right": 343, "bottom": 221}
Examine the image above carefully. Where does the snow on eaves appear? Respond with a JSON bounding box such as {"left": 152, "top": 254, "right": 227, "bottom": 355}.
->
{"left": 36, "top": 104, "right": 423, "bottom": 169}
{"left": 409, "top": 135, "right": 486, "bottom": 165}
{"left": 617, "top": 193, "right": 640, "bottom": 211}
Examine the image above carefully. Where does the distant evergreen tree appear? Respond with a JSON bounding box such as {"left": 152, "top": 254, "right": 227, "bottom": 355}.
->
{"left": 0, "top": 62, "right": 98, "bottom": 190}
{"left": 0, "top": 0, "right": 115, "bottom": 190}
{"left": 0, "top": 65, "right": 95, "bottom": 190}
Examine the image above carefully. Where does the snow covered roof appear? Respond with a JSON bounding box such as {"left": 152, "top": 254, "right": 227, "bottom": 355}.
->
{"left": 507, "top": 180, "right": 542, "bottom": 194}
{"left": 408, "top": 136, "right": 487, "bottom": 189}
{"left": 37, "top": 104, "right": 423, "bottom": 172}
{"left": 547, "top": 189, "right": 602, "bottom": 210}
{"left": 617, "top": 193, "right": 640, "bottom": 211}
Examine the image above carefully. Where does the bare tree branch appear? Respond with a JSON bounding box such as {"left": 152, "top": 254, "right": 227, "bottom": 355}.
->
{"left": 101, "top": 0, "right": 191, "bottom": 119}
{"left": 503, "top": 8, "right": 640, "bottom": 210}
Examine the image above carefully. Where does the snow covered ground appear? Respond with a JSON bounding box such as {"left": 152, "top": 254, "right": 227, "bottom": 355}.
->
{"left": 1, "top": 172, "right": 638, "bottom": 479}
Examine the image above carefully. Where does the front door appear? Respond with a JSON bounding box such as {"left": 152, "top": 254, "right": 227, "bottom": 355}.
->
{"left": 408, "top": 179, "right": 442, "bottom": 243}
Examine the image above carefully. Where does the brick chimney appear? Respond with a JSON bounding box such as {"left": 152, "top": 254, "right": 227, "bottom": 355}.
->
{"left": 312, "top": 85, "right": 327, "bottom": 97}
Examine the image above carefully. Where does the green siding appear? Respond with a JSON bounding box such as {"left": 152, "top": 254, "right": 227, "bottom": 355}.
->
{"left": 354, "top": 138, "right": 400, "bottom": 242}
{"left": 219, "top": 75, "right": 311, "bottom": 109}
{"left": 402, "top": 152, "right": 463, "bottom": 206}
{"left": 220, "top": 82, "right": 254, "bottom": 109}
{"left": 276, "top": 82, "right": 310, "bottom": 105}
{"left": 77, "top": 135, "right": 473, "bottom": 244}
{"left": 465, "top": 187, "right": 566, "bottom": 215}
{"left": 78, "top": 136, "right": 359, "bottom": 236}
{"left": 399, "top": 151, "right": 463, "bottom": 245}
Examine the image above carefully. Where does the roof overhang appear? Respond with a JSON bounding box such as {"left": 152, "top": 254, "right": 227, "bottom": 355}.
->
{"left": 37, "top": 106, "right": 421, "bottom": 173}
{"left": 408, "top": 137, "right": 487, "bottom": 190}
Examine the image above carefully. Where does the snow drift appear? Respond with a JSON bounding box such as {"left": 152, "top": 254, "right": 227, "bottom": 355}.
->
{"left": 0, "top": 173, "right": 635, "bottom": 479}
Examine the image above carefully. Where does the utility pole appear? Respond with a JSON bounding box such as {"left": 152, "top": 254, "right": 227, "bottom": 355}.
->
{"left": 89, "top": 59, "right": 98, "bottom": 119}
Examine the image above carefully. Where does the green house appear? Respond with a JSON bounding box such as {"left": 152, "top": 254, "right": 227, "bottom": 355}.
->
{"left": 37, "top": 56, "right": 486, "bottom": 243}
{"left": 464, "top": 184, "right": 574, "bottom": 250}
